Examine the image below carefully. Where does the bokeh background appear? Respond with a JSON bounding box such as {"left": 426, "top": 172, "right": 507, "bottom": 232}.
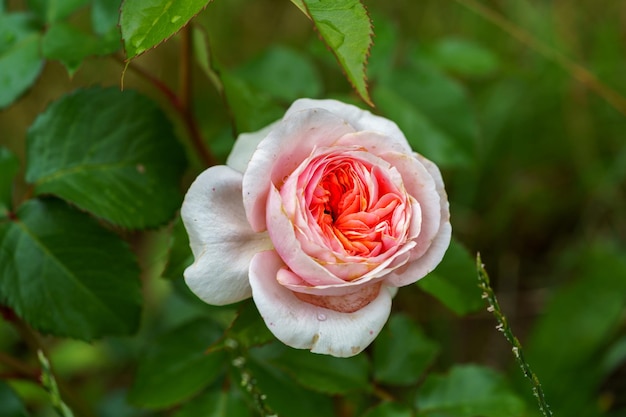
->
{"left": 1, "top": 0, "right": 625, "bottom": 416}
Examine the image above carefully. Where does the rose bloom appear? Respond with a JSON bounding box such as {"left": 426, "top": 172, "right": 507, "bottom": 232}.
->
{"left": 182, "top": 99, "right": 451, "bottom": 357}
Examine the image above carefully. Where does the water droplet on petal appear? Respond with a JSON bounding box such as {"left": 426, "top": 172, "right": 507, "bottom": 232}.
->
{"left": 317, "top": 313, "right": 327, "bottom": 321}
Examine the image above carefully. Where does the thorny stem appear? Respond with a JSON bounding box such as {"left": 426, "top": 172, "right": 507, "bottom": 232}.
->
{"left": 2, "top": 310, "right": 93, "bottom": 417}
{"left": 114, "top": 54, "right": 216, "bottom": 167}
{"left": 38, "top": 350, "right": 75, "bottom": 417}
{"left": 455, "top": 0, "right": 626, "bottom": 118}
{"left": 476, "top": 253, "right": 553, "bottom": 417}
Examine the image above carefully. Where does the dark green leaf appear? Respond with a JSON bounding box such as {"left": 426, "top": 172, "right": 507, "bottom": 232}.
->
{"left": 0, "top": 198, "right": 141, "bottom": 340}
{"left": 42, "top": 22, "right": 117, "bottom": 75}
{"left": 0, "top": 13, "right": 44, "bottom": 109}
{"left": 235, "top": 46, "right": 322, "bottom": 102}
{"left": 248, "top": 344, "right": 335, "bottom": 417}
{"left": 373, "top": 315, "right": 439, "bottom": 385}
{"left": 363, "top": 402, "right": 413, "bottom": 417}
{"left": 417, "top": 239, "right": 484, "bottom": 315}
{"left": 26, "top": 87, "right": 187, "bottom": 229}
{"left": 128, "top": 318, "right": 226, "bottom": 409}
{"left": 27, "top": 0, "right": 88, "bottom": 22}
{"left": 264, "top": 344, "right": 370, "bottom": 394}
{"left": 0, "top": 147, "right": 19, "bottom": 215}
{"left": 162, "top": 215, "right": 192, "bottom": 280}
{"left": 173, "top": 386, "right": 252, "bottom": 417}
{"left": 120, "top": 0, "right": 212, "bottom": 58}
{"left": 222, "top": 299, "right": 274, "bottom": 350}
{"left": 0, "top": 380, "right": 30, "bottom": 417}
{"left": 426, "top": 38, "right": 499, "bottom": 78}
{"left": 300, "top": 0, "right": 373, "bottom": 105}
{"left": 415, "top": 365, "right": 526, "bottom": 417}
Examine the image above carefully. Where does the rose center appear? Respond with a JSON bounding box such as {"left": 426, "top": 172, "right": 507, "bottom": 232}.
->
{"left": 307, "top": 158, "right": 405, "bottom": 258}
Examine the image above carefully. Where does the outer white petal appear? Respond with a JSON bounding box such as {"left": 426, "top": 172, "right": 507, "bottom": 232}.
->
{"left": 387, "top": 154, "right": 451, "bottom": 286}
{"left": 226, "top": 122, "right": 279, "bottom": 173}
{"left": 242, "top": 108, "right": 355, "bottom": 232}
{"left": 182, "top": 166, "right": 273, "bottom": 305}
{"left": 249, "top": 250, "right": 393, "bottom": 357}
{"left": 286, "top": 99, "right": 409, "bottom": 147}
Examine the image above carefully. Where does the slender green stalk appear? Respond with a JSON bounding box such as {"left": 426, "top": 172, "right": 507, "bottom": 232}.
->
{"left": 37, "top": 350, "right": 75, "bottom": 417}
{"left": 476, "top": 253, "right": 553, "bottom": 417}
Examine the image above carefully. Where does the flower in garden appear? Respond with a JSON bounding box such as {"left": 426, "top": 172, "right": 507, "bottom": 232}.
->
{"left": 181, "top": 99, "right": 451, "bottom": 357}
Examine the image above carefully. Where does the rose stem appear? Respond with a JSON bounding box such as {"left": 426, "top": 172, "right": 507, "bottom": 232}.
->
{"left": 476, "top": 253, "right": 553, "bottom": 417}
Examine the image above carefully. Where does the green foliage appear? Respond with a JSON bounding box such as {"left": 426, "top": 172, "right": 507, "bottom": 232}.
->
{"left": 121, "top": 0, "right": 212, "bottom": 58}
{"left": 128, "top": 318, "right": 226, "bottom": 409}
{"left": 42, "top": 22, "right": 118, "bottom": 75}
{"left": 173, "top": 387, "right": 252, "bottom": 417}
{"left": 295, "top": 0, "right": 373, "bottom": 105}
{"left": 415, "top": 365, "right": 526, "bottom": 417}
{"left": 0, "top": 12, "right": 43, "bottom": 109}
{"left": 417, "top": 239, "right": 484, "bottom": 315}
{"left": 27, "top": 0, "right": 88, "bottom": 23}
{"left": 373, "top": 314, "right": 439, "bottom": 385}
{"left": 248, "top": 345, "right": 336, "bottom": 417}
{"left": 0, "top": 198, "right": 141, "bottom": 340}
{"left": 26, "top": 87, "right": 187, "bottom": 229}
{"left": 0, "top": 147, "right": 19, "bottom": 215}
{"left": 1, "top": 1, "right": 625, "bottom": 416}
{"left": 0, "top": 380, "right": 30, "bottom": 417}
{"left": 522, "top": 241, "right": 626, "bottom": 416}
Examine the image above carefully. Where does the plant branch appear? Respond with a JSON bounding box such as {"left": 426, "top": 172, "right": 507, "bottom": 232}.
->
{"left": 476, "top": 253, "right": 553, "bottom": 417}
{"left": 0, "top": 351, "right": 39, "bottom": 381}
{"left": 115, "top": 55, "right": 216, "bottom": 167}
{"left": 455, "top": 0, "right": 626, "bottom": 117}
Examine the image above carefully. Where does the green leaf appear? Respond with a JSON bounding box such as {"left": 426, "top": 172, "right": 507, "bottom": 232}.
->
{"left": 261, "top": 344, "right": 370, "bottom": 394}
{"left": 120, "top": 0, "right": 212, "bottom": 58}
{"left": 417, "top": 239, "right": 484, "bottom": 315}
{"left": 0, "top": 13, "right": 44, "bottom": 109}
{"left": 248, "top": 344, "right": 335, "bottom": 417}
{"left": 363, "top": 402, "right": 413, "bottom": 417}
{"left": 222, "top": 300, "right": 274, "bottom": 350}
{"left": 41, "top": 22, "right": 117, "bottom": 75}
{"left": 92, "top": 0, "right": 122, "bottom": 36}
{"left": 0, "top": 198, "right": 141, "bottom": 340}
{"left": 173, "top": 386, "right": 252, "bottom": 417}
{"left": 0, "top": 147, "right": 19, "bottom": 215}
{"left": 162, "top": 215, "right": 192, "bottom": 280}
{"left": 0, "top": 380, "right": 30, "bottom": 417}
{"left": 26, "top": 87, "right": 187, "bottom": 229}
{"left": 373, "top": 315, "right": 439, "bottom": 386}
{"left": 128, "top": 318, "right": 226, "bottom": 409}
{"left": 300, "top": 0, "right": 373, "bottom": 105}
{"left": 235, "top": 46, "right": 322, "bottom": 102}
{"left": 426, "top": 38, "right": 499, "bottom": 78}
{"left": 27, "top": 0, "right": 88, "bottom": 22}
{"left": 415, "top": 365, "right": 526, "bottom": 417}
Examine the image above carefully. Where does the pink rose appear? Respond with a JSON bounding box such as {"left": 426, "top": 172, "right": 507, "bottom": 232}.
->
{"left": 182, "top": 99, "right": 451, "bottom": 357}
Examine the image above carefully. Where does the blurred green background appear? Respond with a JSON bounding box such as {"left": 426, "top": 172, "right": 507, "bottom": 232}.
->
{"left": 1, "top": 0, "right": 625, "bottom": 416}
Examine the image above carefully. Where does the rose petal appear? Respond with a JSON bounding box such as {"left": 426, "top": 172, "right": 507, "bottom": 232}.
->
{"left": 334, "top": 130, "right": 412, "bottom": 156}
{"left": 182, "top": 166, "right": 273, "bottom": 305}
{"left": 243, "top": 108, "right": 355, "bottom": 232}
{"left": 226, "top": 121, "right": 279, "bottom": 173}
{"left": 286, "top": 99, "right": 410, "bottom": 151}
{"left": 249, "top": 250, "right": 392, "bottom": 357}
{"left": 387, "top": 154, "right": 452, "bottom": 286}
